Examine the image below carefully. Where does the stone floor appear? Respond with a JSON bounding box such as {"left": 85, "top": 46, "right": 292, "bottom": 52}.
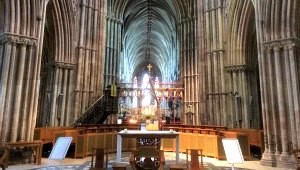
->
{"left": 6, "top": 152, "right": 291, "bottom": 170}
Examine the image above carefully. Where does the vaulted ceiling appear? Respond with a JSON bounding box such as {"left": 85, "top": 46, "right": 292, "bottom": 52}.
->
{"left": 108, "top": 0, "right": 185, "bottom": 83}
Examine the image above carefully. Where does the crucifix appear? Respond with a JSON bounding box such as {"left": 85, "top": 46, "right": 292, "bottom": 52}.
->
{"left": 147, "top": 64, "right": 152, "bottom": 73}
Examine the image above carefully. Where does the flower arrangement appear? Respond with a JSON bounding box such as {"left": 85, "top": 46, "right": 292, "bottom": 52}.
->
{"left": 140, "top": 114, "right": 155, "bottom": 123}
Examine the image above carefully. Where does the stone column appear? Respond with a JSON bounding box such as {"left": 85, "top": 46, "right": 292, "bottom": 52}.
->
{"left": 2, "top": 36, "right": 17, "bottom": 142}
{"left": 0, "top": 35, "right": 15, "bottom": 143}
{"left": 287, "top": 43, "right": 300, "bottom": 149}
{"left": 19, "top": 42, "right": 34, "bottom": 141}
{"left": 10, "top": 39, "right": 28, "bottom": 142}
{"left": 261, "top": 39, "right": 300, "bottom": 168}
{"left": 273, "top": 45, "right": 288, "bottom": 155}
{"left": 104, "top": 16, "right": 122, "bottom": 87}
{"left": 74, "top": 0, "right": 87, "bottom": 120}
{"left": 265, "top": 46, "right": 278, "bottom": 154}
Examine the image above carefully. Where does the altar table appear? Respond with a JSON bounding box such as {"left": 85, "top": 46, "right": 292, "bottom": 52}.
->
{"left": 116, "top": 130, "right": 180, "bottom": 163}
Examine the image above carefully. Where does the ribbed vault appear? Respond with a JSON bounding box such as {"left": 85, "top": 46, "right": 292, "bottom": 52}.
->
{"left": 110, "top": 0, "right": 182, "bottom": 83}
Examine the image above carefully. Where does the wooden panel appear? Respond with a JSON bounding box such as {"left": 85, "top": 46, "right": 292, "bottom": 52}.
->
{"left": 162, "top": 138, "right": 175, "bottom": 151}
{"left": 75, "top": 135, "right": 86, "bottom": 158}
{"left": 33, "top": 128, "right": 41, "bottom": 141}
{"left": 54, "top": 132, "right": 66, "bottom": 143}
{"left": 197, "top": 134, "right": 205, "bottom": 152}
{"left": 122, "top": 138, "right": 128, "bottom": 151}
{"left": 127, "top": 138, "right": 137, "bottom": 151}
{"left": 179, "top": 133, "right": 190, "bottom": 153}
{"left": 54, "top": 129, "right": 79, "bottom": 147}
{"left": 216, "top": 136, "right": 226, "bottom": 160}
{"left": 105, "top": 133, "right": 113, "bottom": 152}
{"left": 188, "top": 134, "right": 199, "bottom": 150}
{"left": 95, "top": 133, "right": 106, "bottom": 149}
{"left": 237, "top": 135, "right": 251, "bottom": 160}
{"left": 34, "top": 127, "right": 74, "bottom": 143}
{"left": 203, "top": 135, "right": 217, "bottom": 157}
{"left": 105, "top": 133, "right": 117, "bottom": 153}
{"left": 87, "top": 134, "right": 97, "bottom": 156}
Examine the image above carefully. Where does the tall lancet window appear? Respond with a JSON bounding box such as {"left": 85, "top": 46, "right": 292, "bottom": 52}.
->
{"left": 155, "top": 77, "right": 159, "bottom": 88}
{"left": 132, "top": 77, "right": 138, "bottom": 108}
{"left": 142, "top": 73, "right": 151, "bottom": 106}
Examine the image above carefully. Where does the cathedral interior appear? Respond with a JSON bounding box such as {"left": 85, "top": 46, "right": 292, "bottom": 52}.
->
{"left": 0, "top": 0, "right": 300, "bottom": 169}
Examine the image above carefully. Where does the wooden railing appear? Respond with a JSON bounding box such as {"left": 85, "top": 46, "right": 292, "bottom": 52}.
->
{"left": 74, "top": 91, "right": 118, "bottom": 125}
{"left": 33, "top": 125, "right": 252, "bottom": 160}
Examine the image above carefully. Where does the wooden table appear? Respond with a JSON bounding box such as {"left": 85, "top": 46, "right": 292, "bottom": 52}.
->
{"left": 116, "top": 130, "right": 180, "bottom": 163}
{"left": 6, "top": 140, "right": 43, "bottom": 164}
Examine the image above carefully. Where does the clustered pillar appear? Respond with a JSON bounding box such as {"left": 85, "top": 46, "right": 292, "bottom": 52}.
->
{"left": 260, "top": 40, "right": 300, "bottom": 168}
{"left": 253, "top": 0, "right": 300, "bottom": 168}
{"left": 203, "top": 0, "right": 226, "bottom": 126}
{"left": 74, "top": 0, "right": 106, "bottom": 121}
{"left": 0, "top": 34, "right": 38, "bottom": 143}
{"left": 179, "top": 0, "right": 200, "bottom": 125}
{"left": 0, "top": 0, "right": 46, "bottom": 143}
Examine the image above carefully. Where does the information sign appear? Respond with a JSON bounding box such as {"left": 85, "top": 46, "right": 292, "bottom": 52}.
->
{"left": 49, "top": 137, "right": 73, "bottom": 160}
{"left": 222, "top": 138, "right": 244, "bottom": 164}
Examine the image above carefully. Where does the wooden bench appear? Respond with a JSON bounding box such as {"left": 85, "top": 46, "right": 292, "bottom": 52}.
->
{"left": 6, "top": 141, "right": 42, "bottom": 165}
{"left": 0, "top": 146, "right": 9, "bottom": 170}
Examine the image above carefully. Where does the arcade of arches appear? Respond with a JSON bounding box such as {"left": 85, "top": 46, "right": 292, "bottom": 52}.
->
{"left": 0, "top": 0, "right": 299, "bottom": 169}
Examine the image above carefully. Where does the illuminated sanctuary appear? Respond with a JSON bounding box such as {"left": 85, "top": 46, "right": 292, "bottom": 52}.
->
{"left": 117, "top": 64, "right": 183, "bottom": 125}
{"left": 0, "top": 0, "right": 300, "bottom": 169}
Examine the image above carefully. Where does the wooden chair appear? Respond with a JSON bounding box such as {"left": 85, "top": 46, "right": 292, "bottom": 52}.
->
{"left": 130, "top": 146, "right": 165, "bottom": 170}
{"left": 0, "top": 146, "right": 9, "bottom": 170}
{"left": 90, "top": 148, "right": 108, "bottom": 170}
{"left": 294, "top": 149, "right": 300, "bottom": 170}
{"left": 186, "top": 149, "right": 203, "bottom": 170}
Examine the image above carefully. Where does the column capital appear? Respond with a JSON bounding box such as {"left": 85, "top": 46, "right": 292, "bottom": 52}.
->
{"left": 51, "top": 61, "right": 76, "bottom": 69}
{"left": 18, "top": 38, "right": 29, "bottom": 46}
{"left": 263, "top": 37, "right": 300, "bottom": 50}
{"left": 0, "top": 32, "right": 38, "bottom": 46}
{"left": 225, "top": 64, "right": 252, "bottom": 72}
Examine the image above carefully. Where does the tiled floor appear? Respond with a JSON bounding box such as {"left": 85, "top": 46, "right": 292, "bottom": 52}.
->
{"left": 6, "top": 152, "right": 290, "bottom": 170}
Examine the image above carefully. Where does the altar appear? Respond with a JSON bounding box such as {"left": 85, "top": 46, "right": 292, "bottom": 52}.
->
{"left": 116, "top": 130, "right": 180, "bottom": 163}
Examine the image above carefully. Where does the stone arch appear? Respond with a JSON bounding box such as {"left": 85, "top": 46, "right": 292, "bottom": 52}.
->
{"left": 226, "top": 0, "right": 260, "bottom": 129}
{"left": 37, "top": 0, "right": 75, "bottom": 127}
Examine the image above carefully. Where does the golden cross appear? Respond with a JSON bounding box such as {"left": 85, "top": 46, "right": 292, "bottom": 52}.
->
{"left": 147, "top": 64, "right": 152, "bottom": 73}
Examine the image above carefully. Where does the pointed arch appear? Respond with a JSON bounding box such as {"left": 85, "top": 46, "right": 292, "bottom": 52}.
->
{"left": 226, "top": 0, "right": 260, "bottom": 128}
{"left": 37, "top": 0, "right": 75, "bottom": 127}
